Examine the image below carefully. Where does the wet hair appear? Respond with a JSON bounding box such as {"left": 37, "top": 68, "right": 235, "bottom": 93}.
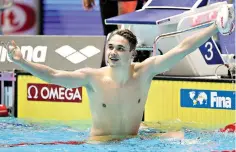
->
{"left": 107, "top": 29, "right": 138, "bottom": 52}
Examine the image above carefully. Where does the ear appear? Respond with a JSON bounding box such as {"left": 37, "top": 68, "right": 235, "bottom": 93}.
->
{"left": 131, "top": 49, "right": 137, "bottom": 62}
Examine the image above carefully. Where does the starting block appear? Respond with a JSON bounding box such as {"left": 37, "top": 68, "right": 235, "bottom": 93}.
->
{"left": 105, "top": 0, "right": 234, "bottom": 77}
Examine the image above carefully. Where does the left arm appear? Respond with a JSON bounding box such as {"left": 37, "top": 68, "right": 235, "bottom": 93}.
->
{"left": 138, "top": 23, "right": 218, "bottom": 77}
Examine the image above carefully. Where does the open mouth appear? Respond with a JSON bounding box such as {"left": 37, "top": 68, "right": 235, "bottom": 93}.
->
{"left": 110, "top": 58, "right": 119, "bottom": 61}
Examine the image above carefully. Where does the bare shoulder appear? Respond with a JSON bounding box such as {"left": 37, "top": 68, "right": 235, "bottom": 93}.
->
{"left": 74, "top": 66, "right": 107, "bottom": 77}
{"left": 133, "top": 56, "right": 156, "bottom": 73}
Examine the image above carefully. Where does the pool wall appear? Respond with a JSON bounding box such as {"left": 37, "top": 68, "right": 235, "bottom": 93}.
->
{"left": 16, "top": 72, "right": 235, "bottom": 129}
{"left": 16, "top": 73, "right": 91, "bottom": 120}
{"left": 145, "top": 76, "right": 235, "bottom": 129}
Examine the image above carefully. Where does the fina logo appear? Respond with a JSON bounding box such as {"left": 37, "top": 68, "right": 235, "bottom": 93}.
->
{"left": 188, "top": 91, "right": 232, "bottom": 109}
{"left": 189, "top": 91, "right": 207, "bottom": 106}
{"left": 210, "top": 92, "right": 232, "bottom": 109}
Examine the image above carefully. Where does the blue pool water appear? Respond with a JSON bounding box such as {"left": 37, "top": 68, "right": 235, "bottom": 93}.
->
{"left": 0, "top": 117, "right": 235, "bottom": 152}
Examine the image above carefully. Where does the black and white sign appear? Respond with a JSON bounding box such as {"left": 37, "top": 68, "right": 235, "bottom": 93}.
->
{"left": 0, "top": 35, "right": 106, "bottom": 71}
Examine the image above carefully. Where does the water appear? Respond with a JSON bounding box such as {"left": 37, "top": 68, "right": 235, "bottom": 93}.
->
{"left": 0, "top": 117, "right": 235, "bottom": 152}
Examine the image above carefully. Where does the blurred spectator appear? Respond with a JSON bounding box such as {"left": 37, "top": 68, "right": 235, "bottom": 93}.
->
{"left": 82, "top": 0, "right": 145, "bottom": 35}
{"left": 82, "top": 0, "right": 146, "bottom": 67}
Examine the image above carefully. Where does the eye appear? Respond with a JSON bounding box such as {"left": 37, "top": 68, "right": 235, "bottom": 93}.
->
{"left": 108, "top": 45, "right": 114, "bottom": 50}
{"left": 117, "top": 47, "right": 125, "bottom": 51}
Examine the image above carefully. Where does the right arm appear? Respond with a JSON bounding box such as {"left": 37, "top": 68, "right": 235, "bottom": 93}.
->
{"left": 16, "top": 60, "right": 92, "bottom": 88}
{"left": 7, "top": 41, "right": 92, "bottom": 88}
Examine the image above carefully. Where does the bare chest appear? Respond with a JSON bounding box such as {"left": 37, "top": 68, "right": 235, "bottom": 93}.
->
{"left": 93, "top": 78, "right": 143, "bottom": 105}
{"left": 87, "top": 76, "right": 150, "bottom": 135}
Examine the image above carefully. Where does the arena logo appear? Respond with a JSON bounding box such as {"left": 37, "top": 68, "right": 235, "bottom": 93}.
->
{"left": 1, "top": 2, "right": 36, "bottom": 34}
{"left": 27, "top": 83, "right": 82, "bottom": 102}
{"left": 0, "top": 46, "right": 47, "bottom": 62}
{"left": 55, "top": 45, "right": 101, "bottom": 64}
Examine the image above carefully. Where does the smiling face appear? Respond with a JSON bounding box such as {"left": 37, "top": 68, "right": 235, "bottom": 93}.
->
{"left": 106, "top": 35, "right": 132, "bottom": 67}
{"left": 105, "top": 29, "right": 138, "bottom": 67}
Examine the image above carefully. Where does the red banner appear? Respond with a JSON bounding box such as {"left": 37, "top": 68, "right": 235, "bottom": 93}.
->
{"left": 2, "top": 0, "right": 39, "bottom": 35}
{"left": 27, "top": 83, "right": 82, "bottom": 103}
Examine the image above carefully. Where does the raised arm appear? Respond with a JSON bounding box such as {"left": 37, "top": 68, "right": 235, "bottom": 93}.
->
{"left": 6, "top": 40, "right": 93, "bottom": 88}
{"left": 146, "top": 23, "right": 218, "bottom": 76}
{"left": 138, "top": 5, "right": 234, "bottom": 77}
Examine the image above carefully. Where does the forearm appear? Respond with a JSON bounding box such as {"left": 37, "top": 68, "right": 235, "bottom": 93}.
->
{"left": 181, "top": 23, "right": 218, "bottom": 54}
{"left": 15, "top": 59, "right": 56, "bottom": 83}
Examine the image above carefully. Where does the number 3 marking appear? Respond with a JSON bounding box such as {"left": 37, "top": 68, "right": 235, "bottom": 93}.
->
{"left": 204, "top": 42, "right": 213, "bottom": 61}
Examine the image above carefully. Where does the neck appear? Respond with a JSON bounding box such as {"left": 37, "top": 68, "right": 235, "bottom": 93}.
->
{"left": 109, "top": 64, "right": 132, "bottom": 85}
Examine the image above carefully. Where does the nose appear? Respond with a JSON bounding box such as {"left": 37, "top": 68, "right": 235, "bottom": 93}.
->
{"left": 109, "top": 48, "right": 117, "bottom": 54}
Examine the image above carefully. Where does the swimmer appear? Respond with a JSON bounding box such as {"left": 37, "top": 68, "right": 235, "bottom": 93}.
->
{"left": 4, "top": 5, "right": 234, "bottom": 142}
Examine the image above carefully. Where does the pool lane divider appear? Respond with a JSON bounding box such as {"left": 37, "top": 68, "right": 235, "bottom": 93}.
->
{"left": 0, "top": 141, "right": 86, "bottom": 148}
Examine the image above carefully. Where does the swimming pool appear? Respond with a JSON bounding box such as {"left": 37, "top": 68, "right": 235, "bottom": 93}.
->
{"left": 0, "top": 117, "right": 235, "bottom": 152}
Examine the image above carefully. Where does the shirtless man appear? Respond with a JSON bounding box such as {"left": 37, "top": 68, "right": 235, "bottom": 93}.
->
{"left": 5, "top": 5, "right": 234, "bottom": 142}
